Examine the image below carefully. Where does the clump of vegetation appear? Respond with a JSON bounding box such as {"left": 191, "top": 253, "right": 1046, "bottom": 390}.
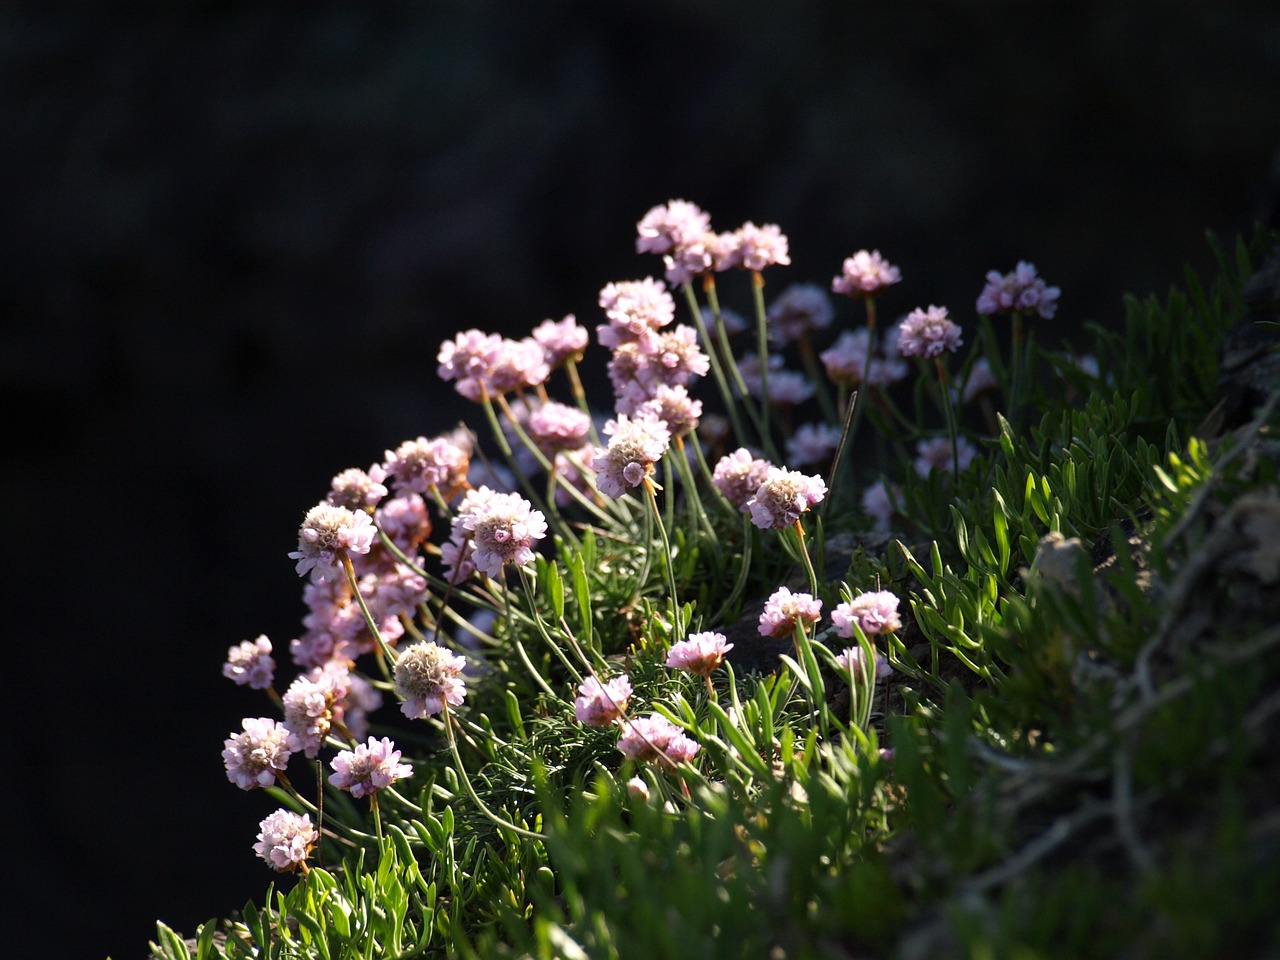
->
{"left": 149, "top": 204, "right": 1280, "bottom": 960}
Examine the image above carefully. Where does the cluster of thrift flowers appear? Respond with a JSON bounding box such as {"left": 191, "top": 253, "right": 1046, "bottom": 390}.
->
{"left": 666, "top": 632, "right": 734, "bottom": 676}
{"left": 289, "top": 503, "right": 377, "bottom": 583}
{"left": 832, "top": 591, "right": 902, "bottom": 637}
{"left": 593, "top": 414, "right": 671, "bottom": 498}
{"left": 747, "top": 466, "right": 827, "bottom": 530}
{"left": 759, "top": 587, "right": 824, "bottom": 638}
{"left": 617, "top": 714, "right": 700, "bottom": 764}
{"left": 394, "top": 641, "right": 468, "bottom": 720}
{"left": 329, "top": 737, "right": 413, "bottom": 798}
{"left": 223, "top": 717, "right": 293, "bottom": 790}
{"left": 976, "top": 261, "right": 1060, "bottom": 318}
{"left": 897, "top": 305, "right": 963, "bottom": 359}
{"left": 254, "top": 810, "right": 318, "bottom": 873}
{"left": 223, "top": 635, "right": 276, "bottom": 690}
{"left": 457, "top": 490, "right": 547, "bottom": 578}
{"left": 832, "top": 249, "right": 901, "bottom": 298}
{"left": 574, "top": 674, "right": 634, "bottom": 726}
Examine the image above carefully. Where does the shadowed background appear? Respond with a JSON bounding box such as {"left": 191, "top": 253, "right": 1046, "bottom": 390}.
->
{"left": 4, "top": 3, "right": 1278, "bottom": 957}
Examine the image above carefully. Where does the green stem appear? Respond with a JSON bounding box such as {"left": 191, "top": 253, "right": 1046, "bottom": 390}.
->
{"left": 645, "top": 476, "right": 683, "bottom": 639}
{"left": 442, "top": 701, "right": 546, "bottom": 841}
{"left": 682, "top": 281, "right": 748, "bottom": 444}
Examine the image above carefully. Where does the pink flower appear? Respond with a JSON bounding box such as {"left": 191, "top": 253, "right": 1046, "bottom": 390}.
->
{"left": 459, "top": 491, "right": 547, "bottom": 578}
{"left": 738, "top": 352, "right": 814, "bottom": 405}
{"left": 633, "top": 383, "right": 702, "bottom": 438}
{"left": 836, "top": 646, "right": 893, "bottom": 681}
{"left": 528, "top": 401, "right": 592, "bottom": 453}
{"left": 733, "top": 221, "right": 791, "bottom": 272}
{"left": 329, "top": 736, "right": 413, "bottom": 798}
{"left": 860, "top": 479, "right": 901, "bottom": 533}
{"left": 283, "top": 665, "right": 349, "bottom": 758}
{"left": 223, "top": 717, "right": 293, "bottom": 790}
{"left": 666, "top": 632, "right": 734, "bottom": 676}
{"left": 382, "top": 434, "right": 472, "bottom": 500}
{"left": 394, "top": 641, "right": 467, "bottom": 719}
{"left": 747, "top": 466, "right": 827, "bottom": 530}
{"left": 976, "top": 261, "right": 1060, "bottom": 319}
{"left": 785, "top": 422, "right": 843, "bottom": 467}
{"left": 254, "top": 809, "right": 317, "bottom": 873}
{"left": 533, "top": 314, "right": 589, "bottom": 367}
{"left": 327, "top": 464, "right": 389, "bottom": 512}
{"left": 767, "top": 283, "right": 834, "bottom": 344}
{"left": 914, "top": 436, "right": 978, "bottom": 477}
{"left": 375, "top": 492, "right": 432, "bottom": 554}
{"left": 832, "top": 590, "right": 902, "bottom": 637}
{"left": 758, "top": 587, "right": 823, "bottom": 638}
{"left": 597, "top": 278, "right": 676, "bottom": 348}
{"left": 961, "top": 357, "right": 999, "bottom": 403}
{"left": 636, "top": 200, "right": 712, "bottom": 256}
{"left": 646, "top": 325, "right": 711, "bottom": 386}
{"left": 437, "top": 329, "right": 504, "bottom": 399}
{"left": 712, "top": 448, "right": 774, "bottom": 513}
{"left": 573, "top": 674, "right": 634, "bottom": 726}
{"left": 820, "top": 329, "right": 871, "bottom": 386}
{"left": 224, "top": 635, "right": 276, "bottom": 690}
{"left": 832, "top": 249, "right": 901, "bottom": 298}
{"left": 593, "top": 414, "right": 671, "bottom": 498}
{"left": 617, "top": 714, "right": 700, "bottom": 764}
{"left": 897, "top": 306, "right": 963, "bottom": 359}
{"left": 289, "top": 503, "right": 377, "bottom": 583}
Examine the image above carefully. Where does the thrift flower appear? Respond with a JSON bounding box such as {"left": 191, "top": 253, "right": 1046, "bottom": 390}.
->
{"left": 617, "top": 714, "right": 701, "bottom": 764}
{"left": 634, "top": 383, "right": 702, "bottom": 438}
{"left": 836, "top": 645, "right": 893, "bottom": 681}
{"left": 897, "top": 306, "right": 963, "bottom": 359}
{"left": 767, "top": 283, "right": 834, "bottom": 344}
{"left": 666, "top": 632, "right": 734, "bottom": 676}
{"left": 375, "top": 492, "right": 431, "bottom": 553}
{"left": 976, "top": 261, "right": 1060, "bottom": 319}
{"left": 914, "top": 435, "right": 978, "bottom": 477}
{"left": 528, "top": 401, "right": 592, "bottom": 453}
{"left": 597, "top": 278, "right": 676, "bottom": 348}
{"left": 785, "top": 421, "right": 843, "bottom": 467}
{"left": 327, "top": 464, "right": 389, "bottom": 512}
{"left": 394, "top": 641, "right": 467, "bottom": 719}
{"left": 329, "top": 736, "right": 413, "bottom": 798}
{"left": 289, "top": 502, "right": 377, "bottom": 583}
{"left": 832, "top": 590, "right": 902, "bottom": 637}
{"left": 732, "top": 221, "right": 790, "bottom": 271}
{"left": 437, "top": 329, "right": 504, "bottom": 400}
{"left": 223, "top": 717, "right": 293, "bottom": 790}
{"left": 712, "top": 448, "right": 773, "bottom": 512}
{"left": 382, "top": 434, "right": 472, "bottom": 500}
{"left": 832, "top": 249, "right": 901, "bottom": 298}
{"left": 820, "top": 329, "right": 871, "bottom": 386}
{"left": 254, "top": 810, "right": 317, "bottom": 873}
{"left": 635, "top": 199, "right": 711, "bottom": 255}
{"left": 573, "top": 674, "right": 634, "bottom": 726}
{"left": 738, "top": 352, "right": 814, "bottom": 404}
{"left": 759, "top": 587, "right": 823, "bottom": 638}
{"left": 223, "top": 635, "right": 275, "bottom": 690}
{"left": 459, "top": 491, "right": 547, "bottom": 578}
{"left": 282, "top": 665, "right": 349, "bottom": 758}
{"left": 747, "top": 466, "right": 827, "bottom": 530}
{"left": 593, "top": 414, "right": 671, "bottom": 498}
{"left": 860, "top": 479, "right": 902, "bottom": 533}
{"left": 626, "top": 776, "right": 650, "bottom": 801}
{"left": 532, "top": 314, "right": 589, "bottom": 367}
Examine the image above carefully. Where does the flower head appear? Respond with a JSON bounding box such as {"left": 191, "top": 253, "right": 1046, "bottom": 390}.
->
{"left": 254, "top": 809, "right": 317, "bottom": 873}
{"left": 633, "top": 383, "right": 702, "bottom": 439}
{"left": 914, "top": 435, "right": 978, "bottom": 477}
{"left": 597, "top": 278, "right": 676, "bottom": 348}
{"left": 617, "top": 714, "right": 700, "bottom": 764}
{"left": 282, "top": 665, "right": 349, "bottom": 758}
{"left": 759, "top": 587, "right": 823, "bottom": 638}
{"left": 592, "top": 414, "right": 671, "bottom": 498}
{"left": 636, "top": 200, "right": 711, "bottom": 256}
{"left": 836, "top": 645, "right": 893, "bottom": 681}
{"left": 976, "top": 261, "right": 1060, "bottom": 319}
{"left": 832, "top": 249, "right": 902, "bottom": 298}
{"left": 223, "top": 717, "right": 293, "bottom": 790}
{"left": 528, "top": 401, "right": 592, "bottom": 454}
{"left": 573, "top": 674, "right": 634, "bottom": 726}
{"left": 767, "top": 283, "right": 834, "bottom": 344}
{"left": 785, "top": 422, "right": 843, "bottom": 467}
{"left": 327, "top": 464, "right": 389, "bottom": 512}
{"left": 459, "top": 491, "right": 547, "bottom": 578}
{"left": 732, "top": 221, "right": 791, "bottom": 272}
{"left": 747, "top": 466, "right": 827, "bottom": 530}
{"left": 223, "top": 635, "right": 276, "bottom": 690}
{"left": 533, "top": 314, "right": 589, "bottom": 367}
{"left": 860, "top": 479, "right": 902, "bottom": 533}
{"left": 289, "top": 503, "right": 377, "bottom": 583}
{"left": 897, "top": 306, "right": 963, "bottom": 359}
{"left": 820, "top": 329, "right": 872, "bottom": 386}
{"left": 394, "top": 641, "right": 467, "bottom": 719}
{"left": 666, "top": 632, "right": 734, "bottom": 676}
{"left": 382, "top": 434, "right": 472, "bottom": 500}
{"left": 329, "top": 737, "right": 413, "bottom": 798}
{"left": 832, "top": 590, "right": 902, "bottom": 637}
{"left": 712, "top": 448, "right": 774, "bottom": 512}
{"left": 437, "top": 329, "right": 504, "bottom": 399}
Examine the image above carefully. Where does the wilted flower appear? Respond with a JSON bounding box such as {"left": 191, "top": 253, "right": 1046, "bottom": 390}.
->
{"left": 573, "top": 674, "right": 634, "bottom": 726}
{"left": 832, "top": 249, "right": 901, "bottom": 298}
{"left": 254, "top": 810, "right": 317, "bottom": 873}
{"left": 666, "top": 632, "right": 734, "bottom": 676}
{"left": 394, "top": 641, "right": 467, "bottom": 720}
{"left": 593, "top": 414, "right": 671, "bottom": 498}
{"left": 759, "top": 587, "right": 823, "bottom": 638}
{"left": 832, "top": 590, "right": 902, "bottom": 637}
{"left": 223, "top": 717, "right": 293, "bottom": 790}
{"left": 712, "top": 448, "right": 774, "bottom": 512}
{"left": 747, "top": 466, "right": 827, "bottom": 530}
{"left": 897, "top": 306, "right": 963, "bottom": 359}
{"left": 329, "top": 736, "right": 413, "bottom": 798}
{"left": 223, "top": 635, "right": 275, "bottom": 690}
{"left": 976, "top": 261, "right": 1060, "bottom": 319}
{"left": 289, "top": 503, "right": 377, "bottom": 583}
{"left": 617, "top": 714, "right": 700, "bottom": 764}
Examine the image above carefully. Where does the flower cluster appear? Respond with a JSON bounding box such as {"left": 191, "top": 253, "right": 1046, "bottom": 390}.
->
{"left": 593, "top": 414, "right": 671, "bottom": 498}
{"left": 976, "top": 261, "right": 1060, "bottom": 318}
{"left": 747, "top": 466, "right": 827, "bottom": 530}
{"left": 574, "top": 674, "right": 634, "bottom": 726}
{"left": 394, "top": 641, "right": 468, "bottom": 720}
{"left": 617, "top": 714, "right": 700, "bottom": 765}
{"left": 329, "top": 737, "right": 413, "bottom": 798}
{"left": 666, "top": 632, "right": 733, "bottom": 676}
{"left": 254, "top": 810, "right": 318, "bottom": 873}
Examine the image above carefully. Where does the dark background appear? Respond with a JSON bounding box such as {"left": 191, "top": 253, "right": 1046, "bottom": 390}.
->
{"left": 4, "top": 3, "right": 1278, "bottom": 957}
